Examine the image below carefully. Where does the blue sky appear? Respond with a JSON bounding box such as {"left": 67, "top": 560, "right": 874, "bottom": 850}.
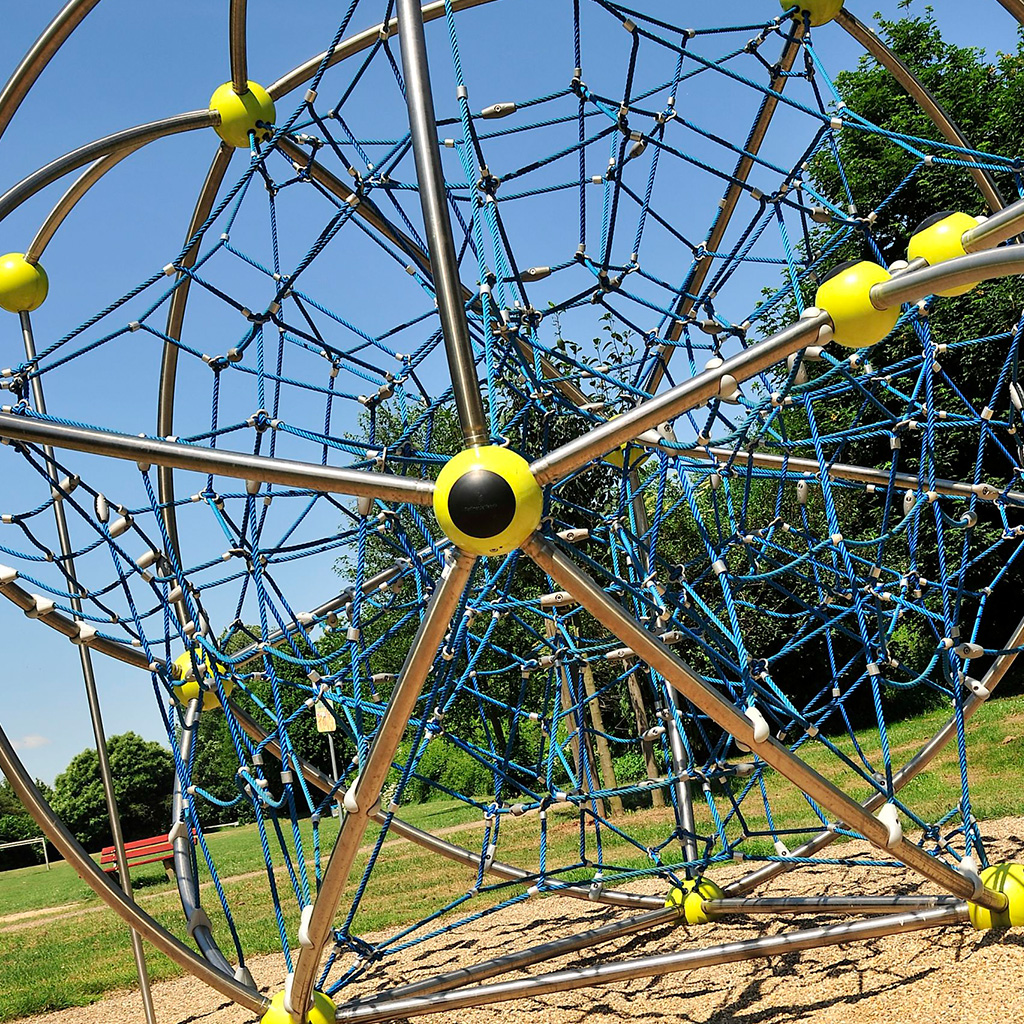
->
{"left": 0, "top": 0, "right": 1021, "bottom": 786}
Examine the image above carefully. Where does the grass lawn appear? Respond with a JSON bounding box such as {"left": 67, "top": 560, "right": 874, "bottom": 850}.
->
{"left": 0, "top": 694, "right": 1020, "bottom": 1020}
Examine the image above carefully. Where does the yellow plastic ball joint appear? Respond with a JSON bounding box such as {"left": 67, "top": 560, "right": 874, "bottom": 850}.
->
{"left": 780, "top": 1, "right": 844, "bottom": 27}
{"left": 907, "top": 211, "right": 979, "bottom": 296}
{"left": 665, "top": 877, "right": 725, "bottom": 925}
{"left": 433, "top": 445, "right": 543, "bottom": 557}
{"left": 210, "top": 81, "right": 276, "bottom": 149}
{"left": 172, "top": 647, "right": 234, "bottom": 711}
{"left": 814, "top": 259, "right": 901, "bottom": 349}
{"left": 0, "top": 253, "right": 48, "bottom": 313}
{"left": 968, "top": 863, "right": 1024, "bottom": 930}
{"left": 261, "top": 990, "right": 336, "bottom": 1024}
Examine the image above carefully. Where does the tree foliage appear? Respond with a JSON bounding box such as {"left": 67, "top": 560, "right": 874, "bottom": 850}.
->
{"left": 50, "top": 732, "right": 174, "bottom": 851}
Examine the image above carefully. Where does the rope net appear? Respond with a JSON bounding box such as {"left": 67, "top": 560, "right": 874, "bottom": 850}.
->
{"left": 1, "top": 0, "right": 1022, "bottom": 997}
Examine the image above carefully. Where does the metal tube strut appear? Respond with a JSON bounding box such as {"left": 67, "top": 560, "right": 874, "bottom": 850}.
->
{"left": 522, "top": 534, "right": 1007, "bottom": 913}
{"left": 706, "top": 895, "right": 963, "bottom": 916}
{"left": 0, "top": 412, "right": 434, "bottom": 506}
{"left": 530, "top": 312, "right": 830, "bottom": 486}
{"left": 347, "top": 907, "right": 678, "bottom": 1009}
{"left": 837, "top": 9, "right": 1003, "bottom": 213}
{"left": 995, "top": 0, "right": 1024, "bottom": 24}
{"left": 0, "top": 111, "right": 218, "bottom": 225}
{"left": 678, "top": 446, "right": 1022, "bottom": 505}
{"left": 0, "top": 0, "right": 103, "bottom": 141}
{"left": 19, "top": 311, "right": 156, "bottom": 1024}
{"left": 229, "top": 0, "right": 249, "bottom": 94}
{"left": 156, "top": 142, "right": 234, "bottom": 578}
{"left": 870, "top": 245, "right": 1024, "bottom": 308}
{"left": 287, "top": 553, "right": 477, "bottom": 1020}
{"left": 396, "top": 0, "right": 488, "bottom": 447}
{"left": 332, "top": 905, "right": 966, "bottom": 1022}
{"left": 267, "top": 0, "right": 499, "bottom": 101}
{"left": 0, "top": 724, "right": 266, "bottom": 1013}
{"left": 963, "top": 196, "right": 1024, "bottom": 252}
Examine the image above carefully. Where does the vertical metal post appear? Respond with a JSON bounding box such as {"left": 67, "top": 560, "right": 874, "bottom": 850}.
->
{"left": 396, "top": 0, "right": 489, "bottom": 447}
{"left": 19, "top": 311, "right": 157, "bottom": 1024}
{"left": 229, "top": 0, "right": 249, "bottom": 94}
{"left": 664, "top": 690, "right": 700, "bottom": 872}
{"left": 42, "top": 836, "right": 49, "bottom": 870}
{"left": 327, "top": 732, "right": 339, "bottom": 782}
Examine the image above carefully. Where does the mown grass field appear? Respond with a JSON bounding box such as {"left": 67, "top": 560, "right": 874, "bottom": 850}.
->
{"left": 0, "top": 694, "right": 1021, "bottom": 1021}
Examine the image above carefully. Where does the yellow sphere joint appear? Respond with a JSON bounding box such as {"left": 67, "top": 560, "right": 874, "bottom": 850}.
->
{"left": 968, "top": 863, "right": 1024, "bottom": 930}
{"left": 780, "top": 1, "right": 844, "bottom": 27}
{"left": 907, "top": 211, "right": 979, "bottom": 296}
{"left": 210, "top": 81, "right": 276, "bottom": 149}
{"left": 665, "top": 877, "right": 725, "bottom": 925}
{"left": 172, "top": 647, "right": 234, "bottom": 711}
{"left": 0, "top": 253, "right": 48, "bottom": 313}
{"left": 814, "top": 259, "right": 900, "bottom": 349}
{"left": 261, "top": 990, "right": 336, "bottom": 1024}
{"left": 433, "top": 445, "right": 543, "bottom": 556}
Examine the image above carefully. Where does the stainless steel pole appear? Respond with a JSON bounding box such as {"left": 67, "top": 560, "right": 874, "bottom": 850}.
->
{"left": 522, "top": 533, "right": 1008, "bottom": 913}
{"left": 963, "top": 196, "right": 1024, "bottom": 251}
{"left": 706, "top": 895, "right": 963, "bottom": 915}
{"left": 870, "top": 245, "right": 1024, "bottom": 309}
{"left": 348, "top": 907, "right": 678, "bottom": 1008}
{"left": 20, "top": 311, "right": 157, "bottom": 1023}
{"left": 0, "top": 0, "right": 103, "bottom": 141}
{"left": 675, "top": 445, "right": 1021, "bottom": 505}
{"left": 0, "top": 412, "right": 435, "bottom": 505}
{"left": 396, "top": 0, "right": 489, "bottom": 447}
{"left": 0, "top": 111, "right": 219, "bottom": 225}
{"left": 837, "top": 9, "right": 1003, "bottom": 212}
{"left": 995, "top": 0, "right": 1024, "bottom": 25}
{"left": 229, "top": 0, "right": 249, "bottom": 94}
{"left": 332, "top": 905, "right": 966, "bottom": 1022}
{"left": 156, "top": 141, "right": 235, "bottom": 588}
{"left": 530, "top": 312, "right": 830, "bottom": 486}
{"left": 286, "top": 552, "right": 477, "bottom": 1020}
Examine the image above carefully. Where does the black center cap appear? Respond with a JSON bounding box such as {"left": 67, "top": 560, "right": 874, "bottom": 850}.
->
{"left": 448, "top": 469, "right": 516, "bottom": 539}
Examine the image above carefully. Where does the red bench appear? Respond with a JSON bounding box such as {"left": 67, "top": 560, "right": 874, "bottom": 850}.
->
{"left": 100, "top": 834, "right": 176, "bottom": 883}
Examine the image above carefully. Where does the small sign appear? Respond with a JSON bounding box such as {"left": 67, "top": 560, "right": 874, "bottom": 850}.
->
{"left": 315, "top": 697, "right": 336, "bottom": 733}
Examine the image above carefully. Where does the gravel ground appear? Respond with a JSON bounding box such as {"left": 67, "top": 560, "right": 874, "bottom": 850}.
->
{"left": 20, "top": 817, "right": 1024, "bottom": 1024}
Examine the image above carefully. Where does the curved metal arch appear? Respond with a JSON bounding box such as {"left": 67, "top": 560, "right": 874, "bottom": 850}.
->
{"left": 836, "top": 8, "right": 1004, "bottom": 213}
{"left": 0, "top": 0, "right": 103, "bottom": 142}
{"left": 0, "top": 722, "right": 267, "bottom": 1014}
{"left": 995, "top": 0, "right": 1024, "bottom": 25}
{"left": 25, "top": 146, "right": 139, "bottom": 263}
{"left": 0, "top": 109, "right": 218, "bottom": 225}
{"left": 156, "top": 142, "right": 234, "bottom": 572}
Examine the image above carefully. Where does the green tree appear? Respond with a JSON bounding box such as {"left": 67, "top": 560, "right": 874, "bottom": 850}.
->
{"left": 51, "top": 733, "right": 174, "bottom": 851}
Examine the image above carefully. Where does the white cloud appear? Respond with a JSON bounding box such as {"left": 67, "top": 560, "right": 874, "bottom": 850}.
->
{"left": 13, "top": 734, "right": 50, "bottom": 751}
